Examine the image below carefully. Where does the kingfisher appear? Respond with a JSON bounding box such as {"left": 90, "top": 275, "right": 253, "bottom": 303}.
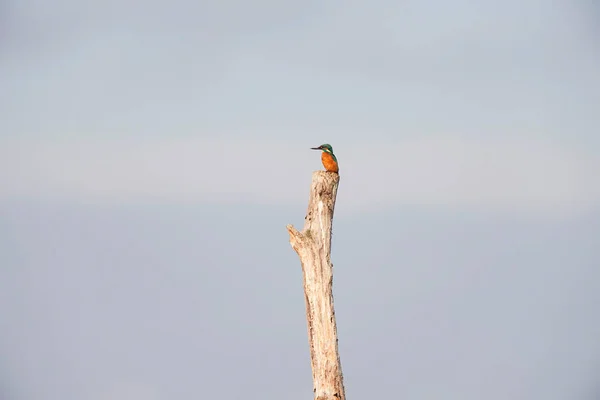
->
{"left": 311, "top": 144, "right": 339, "bottom": 173}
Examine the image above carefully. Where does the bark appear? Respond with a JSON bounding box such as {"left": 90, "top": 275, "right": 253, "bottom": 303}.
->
{"left": 286, "top": 171, "right": 345, "bottom": 400}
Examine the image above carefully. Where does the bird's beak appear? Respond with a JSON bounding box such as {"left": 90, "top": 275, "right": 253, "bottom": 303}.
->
{"left": 310, "top": 147, "right": 321, "bottom": 150}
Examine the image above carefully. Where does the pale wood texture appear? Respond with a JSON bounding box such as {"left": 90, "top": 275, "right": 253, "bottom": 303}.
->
{"left": 286, "top": 171, "right": 345, "bottom": 400}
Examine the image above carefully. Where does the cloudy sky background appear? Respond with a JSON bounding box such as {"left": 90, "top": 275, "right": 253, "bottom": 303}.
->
{"left": 1, "top": 0, "right": 599, "bottom": 399}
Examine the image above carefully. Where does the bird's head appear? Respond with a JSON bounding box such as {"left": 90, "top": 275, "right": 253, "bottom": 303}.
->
{"left": 311, "top": 144, "right": 334, "bottom": 154}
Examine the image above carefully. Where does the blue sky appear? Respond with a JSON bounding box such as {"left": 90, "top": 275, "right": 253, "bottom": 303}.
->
{"left": 1, "top": 0, "right": 599, "bottom": 217}
{"left": 1, "top": 1, "right": 599, "bottom": 399}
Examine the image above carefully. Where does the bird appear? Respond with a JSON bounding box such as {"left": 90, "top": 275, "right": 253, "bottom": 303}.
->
{"left": 311, "top": 144, "right": 339, "bottom": 173}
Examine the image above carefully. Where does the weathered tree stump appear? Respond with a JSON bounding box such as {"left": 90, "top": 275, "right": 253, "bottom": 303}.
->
{"left": 286, "top": 171, "right": 345, "bottom": 400}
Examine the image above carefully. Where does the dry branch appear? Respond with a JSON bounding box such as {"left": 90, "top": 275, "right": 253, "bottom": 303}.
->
{"left": 286, "top": 171, "right": 345, "bottom": 400}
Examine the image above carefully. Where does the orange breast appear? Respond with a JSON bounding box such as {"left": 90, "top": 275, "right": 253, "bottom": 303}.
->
{"left": 321, "top": 152, "right": 339, "bottom": 173}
